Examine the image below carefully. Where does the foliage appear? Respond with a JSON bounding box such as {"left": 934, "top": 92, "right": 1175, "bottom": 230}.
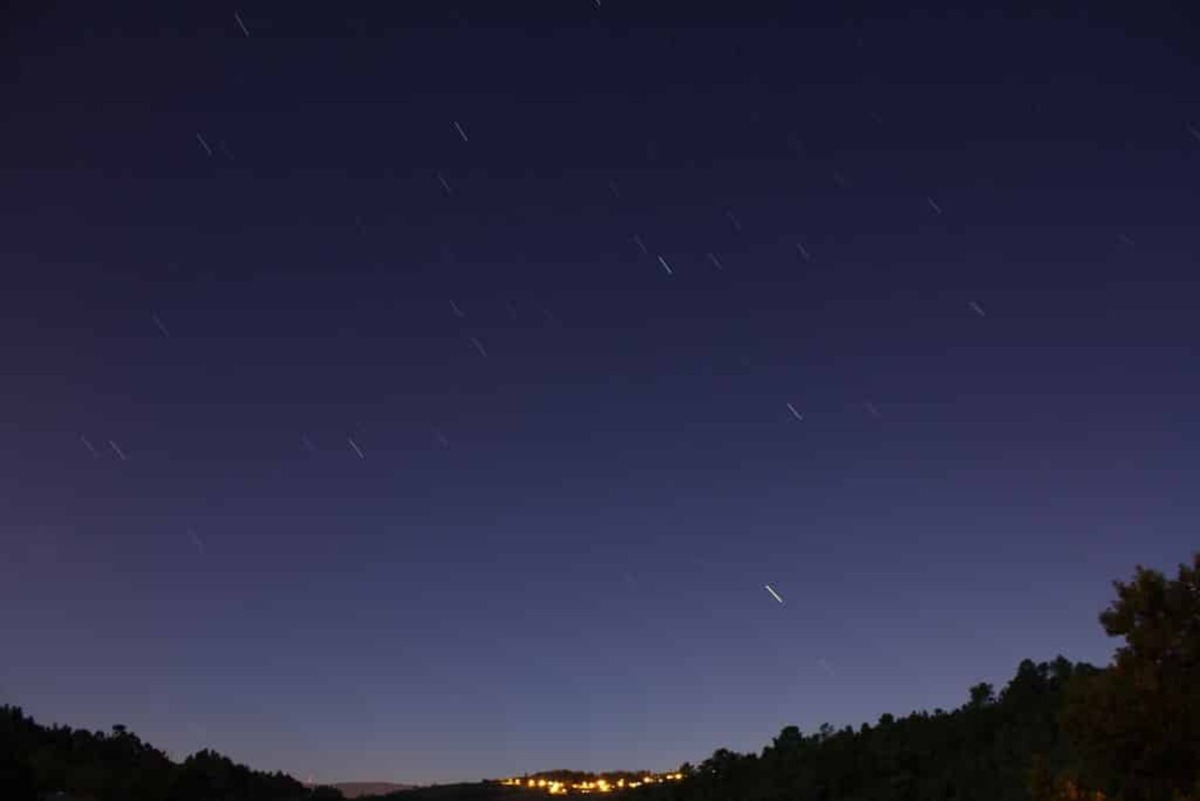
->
{"left": 0, "top": 707, "right": 342, "bottom": 801}
{"left": 625, "top": 655, "right": 1091, "bottom": 801}
{"left": 1063, "top": 553, "right": 1200, "bottom": 801}
{"left": 5, "top": 551, "right": 1198, "bottom": 801}
{"left": 629, "top": 551, "right": 1200, "bottom": 801}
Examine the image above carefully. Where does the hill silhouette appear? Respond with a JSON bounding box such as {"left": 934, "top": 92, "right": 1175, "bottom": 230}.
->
{"left": 4, "top": 552, "right": 1198, "bottom": 801}
{"left": 0, "top": 710, "right": 344, "bottom": 801}
{"left": 333, "top": 783, "right": 417, "bottom": 798}
{"left": 620, "top": 552, "right": 1200, "bottom": 801}
{"left": 363, "top": 783, "right": 529, "bottom": 801}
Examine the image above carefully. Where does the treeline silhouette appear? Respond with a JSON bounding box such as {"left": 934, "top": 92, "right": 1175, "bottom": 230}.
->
{"left": 3, "top": 553, "right": 1197, "bottom": 801}
{"left": 625, "top": 552, "right": 1200, "bottom": 801}
{"left": 0, "top": 710, "right": 344, "bottom": 801}
{"left": 625, "top": 656, "right": 1090, "bottom": 801}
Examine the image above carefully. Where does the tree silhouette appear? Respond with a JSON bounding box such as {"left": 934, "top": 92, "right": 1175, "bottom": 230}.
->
{"left": 1063, "top": 553, "right": 1200, "bottom": 801}
{"left": 5, "top": 550, "right": 1199, "bottom": 801}
{"left": 0, "top": 705, "right": 338, "bottom": 801}
{"left": 969, "top": 682, "right": 996, "bottom": 708}
{"left": 628, "top": 655, "right": 1098, "bottom": 801}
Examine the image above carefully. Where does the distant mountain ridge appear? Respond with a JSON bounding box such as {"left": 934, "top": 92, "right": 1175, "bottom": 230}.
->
{"left": 333, "top": 782, "right": 417, "bottom": 798}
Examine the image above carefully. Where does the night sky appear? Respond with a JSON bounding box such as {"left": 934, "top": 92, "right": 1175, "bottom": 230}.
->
{"left": 3, "top": 0, "right": 1199, "bottom": 787}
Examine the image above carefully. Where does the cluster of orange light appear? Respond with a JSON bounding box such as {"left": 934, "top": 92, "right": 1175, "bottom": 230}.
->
{"left": 501, "top": 774, "right": 684, "bottom": 795}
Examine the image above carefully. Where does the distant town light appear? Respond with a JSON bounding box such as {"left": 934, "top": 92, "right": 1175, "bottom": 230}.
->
{"left": 500, "top": 771, "right": 680, "bottom": 796}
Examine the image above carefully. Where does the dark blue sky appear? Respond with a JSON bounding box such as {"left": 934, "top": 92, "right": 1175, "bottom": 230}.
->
{"left": 3, "top": 0, "right": 1199, "bottom": 786}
